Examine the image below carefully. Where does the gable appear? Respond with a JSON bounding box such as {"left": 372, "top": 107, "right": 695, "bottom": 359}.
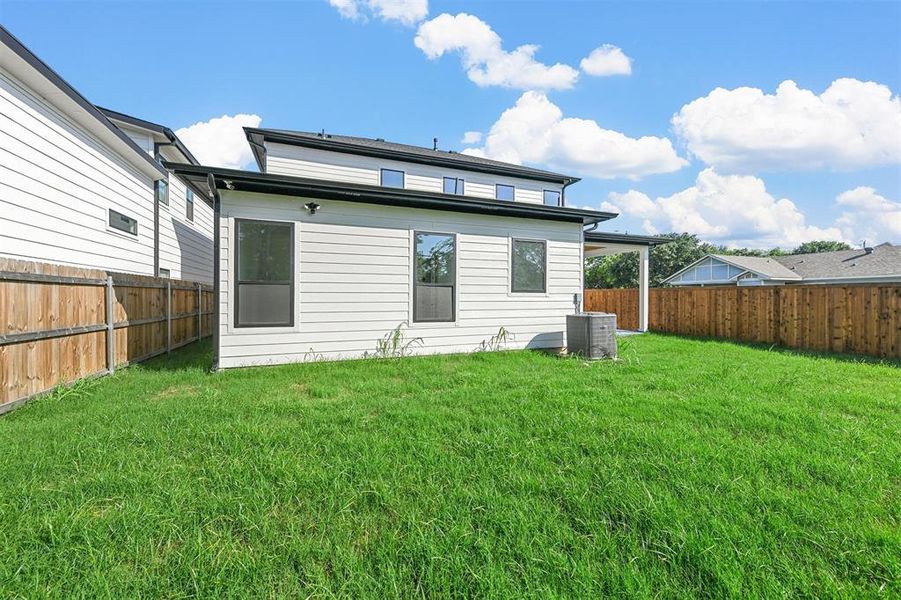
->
{"left": 668, "top": 256, "right": 747, "bottom": 284}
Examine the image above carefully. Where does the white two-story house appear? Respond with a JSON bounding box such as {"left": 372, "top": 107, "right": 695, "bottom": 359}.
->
{"left": 169, "top": 128, "right": 632, "bottom": 368}
{"left": 0, "top": 26, "right": 213, "bottom": 283}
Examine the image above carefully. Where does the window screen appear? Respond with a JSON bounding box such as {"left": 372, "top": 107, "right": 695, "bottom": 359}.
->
{"left": 109, "top": 209, "right": 138, "bottom": 236}
{"left": 156, "top": 179, "right": 169, "bottom": 206}
{"left": 414, "top": 232, "right": 455, "bottom": 322}
{"left": 543, "top": 190, "right": 561, "bottom": 206}
{"left": 235, "top": 219, "right": 294, "bottom": 327}
{"left": 511, "top": 239, "right": 546, "bottom": 293}
{"left": 186, "top": 188, "right": 194, "bottom": 222}
{"left": 443, "top": 177, "right": 464, "bottom": 195}
{"left": 496, "top": 184, "right": 515, "bottom": 201}
{"left": 380, "top": 169, "right": 405, "bottom": 189}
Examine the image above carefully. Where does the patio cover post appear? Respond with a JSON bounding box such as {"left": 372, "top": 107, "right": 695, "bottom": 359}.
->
{"left": 638, "top": 246, "right": 649, "bottom": 332}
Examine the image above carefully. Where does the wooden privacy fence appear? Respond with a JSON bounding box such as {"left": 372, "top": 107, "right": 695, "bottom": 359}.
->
{"left": 0, "top": 259, "right": 214, "bottom": 414}
{"left": 584, "top": 284, "right": 900, "bottom": 358}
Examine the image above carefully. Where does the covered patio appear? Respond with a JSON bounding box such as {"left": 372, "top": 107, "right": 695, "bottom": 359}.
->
{"left": 583, "top": 231, "right": 670, "bottom": 332}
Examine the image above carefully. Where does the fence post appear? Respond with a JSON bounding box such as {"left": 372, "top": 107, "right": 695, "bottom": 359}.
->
{"left": 105, "top": 275, "right": 115, "bottom": 374}
{"left": 166, "top": 279, "right": 172, "bottom": 354}
{"left": 196, "top": 282, "right": 202, "bottom": 341}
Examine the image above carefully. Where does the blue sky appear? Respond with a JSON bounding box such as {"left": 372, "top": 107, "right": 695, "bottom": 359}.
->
{"left": 4, "top": 1, "right": 900, "bottom": 248}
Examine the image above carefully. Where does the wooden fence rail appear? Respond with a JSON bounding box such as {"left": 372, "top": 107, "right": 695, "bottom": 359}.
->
{"left": 584, "top": 284, "right": 900, "bottom": 359}
{"left": 0, "top": 259, "right": 214, "bottom": 414}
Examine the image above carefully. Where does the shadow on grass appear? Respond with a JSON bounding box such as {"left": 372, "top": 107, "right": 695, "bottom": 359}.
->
{"left": 650, "top": 331, "right": 901, "bottom": 367}
{"left": 135, "top": 339, "right": 215, "bottom": 373}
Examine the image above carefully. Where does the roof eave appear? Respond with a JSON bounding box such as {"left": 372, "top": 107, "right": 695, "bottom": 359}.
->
{"left": 97, "top": 106, "right": 200, "bottom": 165}
{"left": 0, "top": 26, "right": 166, "bottom": 180}
{"left": 165, "top": 163, "right": 614, "bottom": 225}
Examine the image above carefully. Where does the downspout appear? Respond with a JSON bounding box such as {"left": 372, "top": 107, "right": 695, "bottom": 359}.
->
{"left": 207, "top": 172, "right": 221, "bottom": 373}
{"left": 152, "top": 142, "right": 166, "bottom": 277}
{"left": 561, "top": 177, "right": 577, "bottom": 207}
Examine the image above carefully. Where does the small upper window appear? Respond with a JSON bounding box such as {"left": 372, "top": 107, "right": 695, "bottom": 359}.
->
{"left": 380, "top": 169, "right": 405, "bottom": 189}
{"left": 496, "top": 184, "right": 515, "bottom": 201}
{"left": 443, "top": 177, "right": 464, "bottom": 195}
{"left": 543, "top": 190, "right": 561, "bottom": 207}
{"left": 511, "top": 239, "right": 547, "bottom": 293}
{"left": 158, "top": 268, "right": 170, "bottom": 278}
{"left": 155, "top": 179, "right": 169, "bottom": 206}
{"left": 186, "top": 188, "right": 194, "bottom": 222}
{"left": 109, "top": 209, "right": 138, "bottom": 236}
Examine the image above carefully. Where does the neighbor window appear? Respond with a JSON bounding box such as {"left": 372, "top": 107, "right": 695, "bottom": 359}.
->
{"left": 158, "top": 268, "right": 170, "bottom": 278}
{"left": 155, "top": 178, "right": 169, "bottom": 206}
{"left": 186, "top": 188, "right": 194, "bottom": 222}
{"left": 414, "top": 232, "right": 456, "bottom": 322}
{"left": 511, "top": 239, "right": 546, "bottom": 293}
{"left": 496, "top": 184, "right": 515, "bottom": 201}
{"left": 443, "top": 177, "right": 464, "bottom": 195}
{"left": 108, "top": 209, "right": 138, "bottom": 236}
{"left": 235, "top": 219, "right": 294, "bottom": 328}
{"left": 380, "top": 168, "right": 405, "bottom": 189}
{"left": 543, "top": 190, "right": 561, "bottom": 207}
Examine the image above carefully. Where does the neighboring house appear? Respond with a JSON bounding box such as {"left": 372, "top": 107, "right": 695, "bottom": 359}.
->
{"left": 0, "top": 26, "right": 213, "bottom": 283}
{"left": 664, "top": 244, "right": 901, "bottom": 286}
{"left": 169, "top": 128, "right": 640, "bottom": 368}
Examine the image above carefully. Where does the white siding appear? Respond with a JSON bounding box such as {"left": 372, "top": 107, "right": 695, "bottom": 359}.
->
{"left": 157, "top": 174, "right": 214, "bottom": 283}
{"left": 218, "top": 191, "right": 583, "bottom": 368}
{"left": 0, "top": 67, "right": 156, "bottom": 274}
{"left": 265, "top": 143, "right": 563, "bottom": 205}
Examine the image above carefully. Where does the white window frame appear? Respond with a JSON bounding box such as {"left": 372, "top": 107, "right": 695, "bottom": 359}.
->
{"left": 226, "top": 215, "right": 301, "bottom": 335}
{"left": 508, "top": 236, "right": 550, "bottom": 297}
{"left": 408, "top": 229, "right": 459, "bottom": 327}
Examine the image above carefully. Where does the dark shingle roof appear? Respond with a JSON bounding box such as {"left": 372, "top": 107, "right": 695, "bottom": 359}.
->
{"left": 245, "top": 128, "right": 578, "bottom": 184}
{"left": 773, "top": 243, "right": 901, "bottom": 279}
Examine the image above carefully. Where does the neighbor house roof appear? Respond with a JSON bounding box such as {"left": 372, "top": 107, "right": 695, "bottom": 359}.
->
{"left": 97, "top": 106, "right": 199, "bottom": 165}
{"left": 772, "top": 243, "right": 901, "bottom": 280}
{"left": 0, "top": 25, "right": 166, "bottom": 180}
{"left": 245, "top": 128, "right": 580, "bottom": 185}
{"left": 710, "top": 254, "right": 803, "bottom": 281}
{"left": 165, "top": 163, "right": 613, "bottom": 225}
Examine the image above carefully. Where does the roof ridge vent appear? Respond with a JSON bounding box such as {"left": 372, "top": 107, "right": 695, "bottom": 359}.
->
{"left": 375, "top": 137, "right": 385, "bottom": 142}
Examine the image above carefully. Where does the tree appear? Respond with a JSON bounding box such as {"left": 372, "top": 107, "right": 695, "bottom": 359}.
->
{"left": 584, "top": 233, "right": 709, "bottom": 288}
{"left": 791, "top": 240, "right": 852, "bottom": 254}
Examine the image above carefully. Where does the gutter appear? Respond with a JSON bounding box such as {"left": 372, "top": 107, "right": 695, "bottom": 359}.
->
{"left": 166, "top": 162, "right": 615, "bottom": 226}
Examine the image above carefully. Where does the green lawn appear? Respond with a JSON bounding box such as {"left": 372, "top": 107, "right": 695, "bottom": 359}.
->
{"left": 0, "top": 336, "right": 898, "bottom": 597}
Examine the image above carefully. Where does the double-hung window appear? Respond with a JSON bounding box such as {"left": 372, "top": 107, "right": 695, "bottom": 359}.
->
{"left": 235, "top": 219, "right": 294, "bottom": 327}
{"left": 511, "top": 239, "right": 547, "bottom": 293}
{"left": 443, "top": 177, "right": 464, "bottom": 195}
{"left": 380, "top": 168, "right": 405, "bottom": 189}
{"left": 496, "top": 184, "right": 515, "bottom": 201}
{"left": 543, "top": 190, "right": 561, "bottom": 206}
{"left": 186, "top": 188, "right": 194, "bottom": 222}
{"left": 414, "top": 232, "right": 456, "bottom": 322}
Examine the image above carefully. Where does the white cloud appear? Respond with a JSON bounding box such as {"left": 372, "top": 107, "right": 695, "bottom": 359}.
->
{"left": 328, "top": 0, "right": 428, "bottom": 25}
{"left": 834, "top": 187, "right": 901, "bottom": 243}
{"left": 175, "top": 114, "right": 262, "bottom": 170}
{"left": 673, "top": 78, "right": 901, "bottom": 172}
{"left": 607, "top": 168, "right": 844, "bottom": 248}
{"left": 580, "top": 44, "right": 632, "bottom": 76}
{"left": 463, "top": 91, "right": 687, "bottom": 179}
{"left": 414, "top": 13, "right": 579, "bottom": 90}
{"left": 461, "top": 130, "right": 482, "bottom": 144}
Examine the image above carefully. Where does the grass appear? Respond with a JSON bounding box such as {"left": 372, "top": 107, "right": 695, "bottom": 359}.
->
{"left": 0, "top": 335, "right": 898, "bottom": 597}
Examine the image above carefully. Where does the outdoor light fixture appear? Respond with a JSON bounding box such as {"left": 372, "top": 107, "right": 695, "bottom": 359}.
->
{"left": 304, "top": 202, "right": 320, "bottom": 215}
{"left": 222, "top": 179, "right": 235, "bottom": 190}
